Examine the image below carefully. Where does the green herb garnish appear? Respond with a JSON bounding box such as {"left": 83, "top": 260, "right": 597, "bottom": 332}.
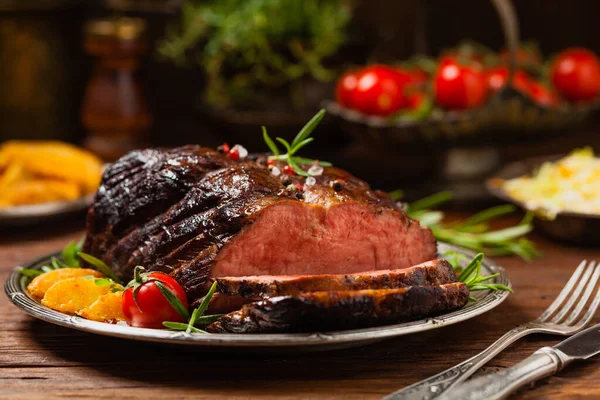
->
{"left": 77, "top": 252, "right": 122, "bottom": 284}
{"left": 452, "top": 252, "right": 513, "bottom": 301}
{"left": 263, "top": 109, "right": 332, "bottom": 176}
{"left": 162, "top": 281, "right": 222, "bottom": 334}
{"left": 400, "top": 191, "right": 540, "bottom": 260}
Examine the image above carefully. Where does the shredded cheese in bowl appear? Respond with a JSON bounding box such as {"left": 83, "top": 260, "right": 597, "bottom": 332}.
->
{"left": 502, "top": 148, "right": 600, "bottom": 218}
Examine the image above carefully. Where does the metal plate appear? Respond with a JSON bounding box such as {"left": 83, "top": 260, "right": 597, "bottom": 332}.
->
{"left": 4, "top": 243, "right": 510, "bottom": 352}
{"left": 0, "top": 194, "right": 93, "bottom": 227}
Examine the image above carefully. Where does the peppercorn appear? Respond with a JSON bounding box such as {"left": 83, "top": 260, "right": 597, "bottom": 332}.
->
{"left": 217, "top": 143, "right": 230, "bottom": 154}
{"left": 331, "top": 180, "right": 343, "bottom": 192}
{"left": 282, "top": 177, "right": 292, "bottom": 186}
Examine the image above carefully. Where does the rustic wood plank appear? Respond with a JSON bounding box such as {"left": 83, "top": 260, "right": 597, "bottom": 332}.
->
{"left": 2, "top": 216, "right": 600, "bottom": 399}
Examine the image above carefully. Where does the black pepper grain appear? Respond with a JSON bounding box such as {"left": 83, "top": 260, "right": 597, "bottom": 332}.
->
{"left": 282, "top": 177, "right": 292, "bottom": 186}
{"left": 331, "top": 180, "right": 343, "bottom": 192}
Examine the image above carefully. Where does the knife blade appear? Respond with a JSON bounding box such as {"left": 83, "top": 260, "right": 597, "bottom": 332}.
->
{"left": 439, "top": 322, "right": 600, "bottom": 400}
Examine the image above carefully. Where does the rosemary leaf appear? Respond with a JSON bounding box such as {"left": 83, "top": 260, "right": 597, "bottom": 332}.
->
{"left": 456, "top": 205, "right": 516, "bottom": 232}
{"left": 289, "top": 138, "right": 314, "bottom": 156}
{"left": 19, "top": 268, "right": 43, "bottom": 278}
{"left": 287, "top": 155, "right": 311, "bottom": 176}
{"left": 51, "top": 257, "right": 70, "bottom": 270}
{"left": 154, "top": 280, "right": 190, "bottom": 321}
{"left": 291, "top": 109, "right": 325, "bottom": 148}
{"left": 407, "top": 191, "right": 453, "bottom": 213}
{"left": 61, "top": 241, "right": 80, "bottom": 268}
{"left": 77, "top": 252, "right": 122, "bottom": 284}
{"left": 262, "top": 126, "right": 279, "bottom": 156}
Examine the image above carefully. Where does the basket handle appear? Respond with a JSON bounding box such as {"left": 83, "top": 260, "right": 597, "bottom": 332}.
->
{"left": 490, "top": 0, "right": 520, "bottom": 84}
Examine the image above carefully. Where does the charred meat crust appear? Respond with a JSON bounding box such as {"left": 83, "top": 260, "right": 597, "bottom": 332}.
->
{"left": 216, "top": 259, "right": 457, "bottom": 298}
{"left": 83, "top": 145, "right": 436, "bottom": 303}
{"left": 206, "top": 282, "right": 470, "bottom": 333}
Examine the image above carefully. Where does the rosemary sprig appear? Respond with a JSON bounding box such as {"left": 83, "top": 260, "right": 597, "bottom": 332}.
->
{"left": 78, "top": 252, "right": 122, "bottom": 284}
{"left": 402, "top": 191, "right": 540, "bottom": 260}
{"left": 450, "top": 252, "right": 513, "bottom": 301}
{"left": 262, "top": 109, "right": 332, "bottom": 176}
{"left": 162, "top": 281, "right": 221, "bottom": 334}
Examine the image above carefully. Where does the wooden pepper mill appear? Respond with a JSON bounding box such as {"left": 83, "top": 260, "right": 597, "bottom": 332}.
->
{"left": 81, "top": 17, "right": 152, "bottom": 161}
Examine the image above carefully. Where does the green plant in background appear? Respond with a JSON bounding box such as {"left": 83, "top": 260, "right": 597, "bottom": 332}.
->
{"left": 159, "top": 0, "right": 351, "bottom": 108}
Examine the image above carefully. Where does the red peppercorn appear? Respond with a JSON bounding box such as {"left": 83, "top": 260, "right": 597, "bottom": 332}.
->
{"left": 228, "top": 148, "right": 240, "bottom": 161}
{"left": 295, "top": 183, "right": 303, "bottom": 191}
{"left": 282, "top": 165, "right": 295, "bottom": 175}
{"left": 266, "top": 159, "right": 275, "bottom": 166}
{"left": 218, "top": 142, "right": 230, "bottom": 154}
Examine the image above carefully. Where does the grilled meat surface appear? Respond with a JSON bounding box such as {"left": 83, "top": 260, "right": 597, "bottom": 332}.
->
{"left": 206, "top": 283, "right": 470, "bottom": 333}
{"left": 83, "top": 145, "right": 437, "bottom": 303}
{"left": 215, "top": 259, "right": 456, "bottom": 298}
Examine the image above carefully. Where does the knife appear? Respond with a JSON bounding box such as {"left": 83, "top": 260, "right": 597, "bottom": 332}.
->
{"left": 439, "top": 322, "right": 600, "bottom": 400}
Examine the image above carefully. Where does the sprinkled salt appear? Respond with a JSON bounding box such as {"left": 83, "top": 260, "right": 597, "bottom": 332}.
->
{"left": 271, "top": 166, "right": 281, "bottom": 176}
{"left": 305, "top": 176, "right": 316, "bottom": 186}
{"left": 231, "top": 144, "right": 248, "bottom": 159}
{"left": 308, "top": 164, "right": 324, "bottom": 176}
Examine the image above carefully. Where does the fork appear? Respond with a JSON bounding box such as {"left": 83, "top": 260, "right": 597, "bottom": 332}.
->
{"left": 382, "top": 260, "right": 600, "bottom": 400}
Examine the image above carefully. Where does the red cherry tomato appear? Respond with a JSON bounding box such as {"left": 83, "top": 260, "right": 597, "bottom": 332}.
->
{"left": 528, "top": 81, "right": 559, "bottom": 107}
{"left": 122, "top": 270, "right": 189, "bottom": 329}
{"left": 486, "top": 67, "right": 532, "bottom": 94}
{"left": 434, "top": 59, "right": 488, "bottom": 110}
{"left": 550, "top": 48, "right": 600, "bottom": 102}
{"left": 335, "top": 70, "right": 359, "bottom": 108}
{"left": 228, "top": 148, "right": 240, "bottom": 161}
{"left": 352, "top": 65, "right": 407, "bottom": 116}
{"left": 406, "top": 92, "right": 427, "bottom": 110}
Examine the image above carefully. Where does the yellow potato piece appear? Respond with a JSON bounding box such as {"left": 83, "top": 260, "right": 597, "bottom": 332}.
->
{"left": 41, "top": 276, "right": 115, "bottom": 315}
{"left": 0, "top": 162, "right": 26, "bottom": 193}
{"left": 0, "top": 140, "right": 103, "bottom": 194}
{"left": 27, "top": 268, "right": 103, "bottom": 299}
{"left": 77, "top": 291, "right": 125, "bottom": 323}
{"left": 0, "top": 179, "right": 81, "bottom": 208}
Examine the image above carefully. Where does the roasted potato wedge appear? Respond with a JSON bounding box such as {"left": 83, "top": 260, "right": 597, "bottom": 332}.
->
{"left": 41, "top": 276, "right": 120, "bottom": 314}
{"left": 77, "top": 291, "right": 125, "bottom": 323}
{"left": 0, "top": 179, "right": 81, "bottom": 208}
{"left": 27, "top": 268, "right": 103, "bottom": 299}
{"left": 0, "top": 140, "right": 103, "bottom": 194}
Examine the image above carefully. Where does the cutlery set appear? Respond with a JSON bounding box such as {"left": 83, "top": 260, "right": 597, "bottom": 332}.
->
{"left": 384, "top": 260, "right": 600, "bottom": 400}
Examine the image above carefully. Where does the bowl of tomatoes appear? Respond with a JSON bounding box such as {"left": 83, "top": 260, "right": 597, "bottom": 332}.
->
{"left": 325, "top": 44, "right": 600, "bottom": 148}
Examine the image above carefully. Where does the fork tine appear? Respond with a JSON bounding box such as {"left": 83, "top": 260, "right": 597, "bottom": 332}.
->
{"left": 573, "top": 265, "right": 600, "bottom": 329}
{"left": 564, "top": 262, "right": 600, "bottom": 325}
{"left": 539, "top": 260, "right": 588, "bottom": 322}
{"left": 551, "top": 261, "right": 596, "bottom": 323}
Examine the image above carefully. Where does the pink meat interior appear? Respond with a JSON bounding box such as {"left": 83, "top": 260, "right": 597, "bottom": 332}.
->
{"left": 212, "top": 202, "right": 436, "bottom": 277}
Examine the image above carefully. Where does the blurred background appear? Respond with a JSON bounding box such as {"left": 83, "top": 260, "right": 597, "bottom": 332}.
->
{"left": 2, "top": 0, "right": 600, "bottom": 201}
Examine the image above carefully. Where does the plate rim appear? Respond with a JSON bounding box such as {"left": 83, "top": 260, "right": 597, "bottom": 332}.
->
{"left": 4, "top": 243, "right": 510, "bottom": 348}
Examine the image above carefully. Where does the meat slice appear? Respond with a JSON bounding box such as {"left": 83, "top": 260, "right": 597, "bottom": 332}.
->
{"left": 206, "top": 283, "right": 469, "bottom": 333}
{"left": 83, "top": 145, "right": 437, "bottom": 303}
{"left": 216, "top": 259, "right": 456, "bottom": 298}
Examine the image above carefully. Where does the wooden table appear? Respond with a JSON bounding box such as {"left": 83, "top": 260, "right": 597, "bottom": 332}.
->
{"left": 2, "top": 215, "right": 600, "bottom": 400}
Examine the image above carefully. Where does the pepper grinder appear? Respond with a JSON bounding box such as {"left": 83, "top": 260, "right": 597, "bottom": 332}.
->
{"left": 81, "top": 17, "right": 152, "bottom": 161}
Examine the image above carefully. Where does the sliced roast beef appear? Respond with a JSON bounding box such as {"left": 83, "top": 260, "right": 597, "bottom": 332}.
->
{"left": 83, "top": 145, "right": 437, "bottom": 303}
{"left": 216, "top": 259, "right": 456, "bottom": 298}
{"left": 206, "top": 282, "right": 469, "bottom": 333}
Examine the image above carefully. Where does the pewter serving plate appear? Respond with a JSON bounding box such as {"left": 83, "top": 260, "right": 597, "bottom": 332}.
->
{"left": 0, "top": 194, "right": 94, "bottom": 227}
{"left": 5, "top": 243, "right": 510, "bottom": 352}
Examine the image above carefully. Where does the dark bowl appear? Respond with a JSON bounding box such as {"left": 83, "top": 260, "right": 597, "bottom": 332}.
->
{"left": 486, "top": 155, "right": 600, "bottom": 246}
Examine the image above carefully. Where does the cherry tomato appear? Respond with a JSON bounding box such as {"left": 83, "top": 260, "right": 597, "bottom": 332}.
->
{"left": 406, "top": 92, "right": 427, "bottom": 110}
{"left": 335, "top": 70, "right": 359, "bottom": 108}
{"left": 434, "top": 59, "right": 488, "bottom": 110}
{"left": 122, "top": 269, "right": 189, "bottom": 329}
{"left": 352, "top": 65, "right": 407, "bottom": 116}
{"left": 486, "top": 67, "right": 532, "bottom": 94}
{"left": 550, "top": 48, "right": 600, "bottom": 102}
{"left": 528, "top": 81, "right": 559, "bottom": 107}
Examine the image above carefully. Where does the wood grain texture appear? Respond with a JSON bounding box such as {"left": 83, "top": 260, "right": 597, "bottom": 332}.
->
{"left": 2, "top": 215, "right": 600, "bottom": 399}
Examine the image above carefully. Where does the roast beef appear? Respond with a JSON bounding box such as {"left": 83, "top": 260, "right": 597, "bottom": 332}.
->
{"left": 215, "top": 259, "right": 456, "bottom": 298}
{"left": 206, "top": 283, "right": 470, "bottom": 333}
{"left": 83, "top": 145, "right": 437, "bottom": 303}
